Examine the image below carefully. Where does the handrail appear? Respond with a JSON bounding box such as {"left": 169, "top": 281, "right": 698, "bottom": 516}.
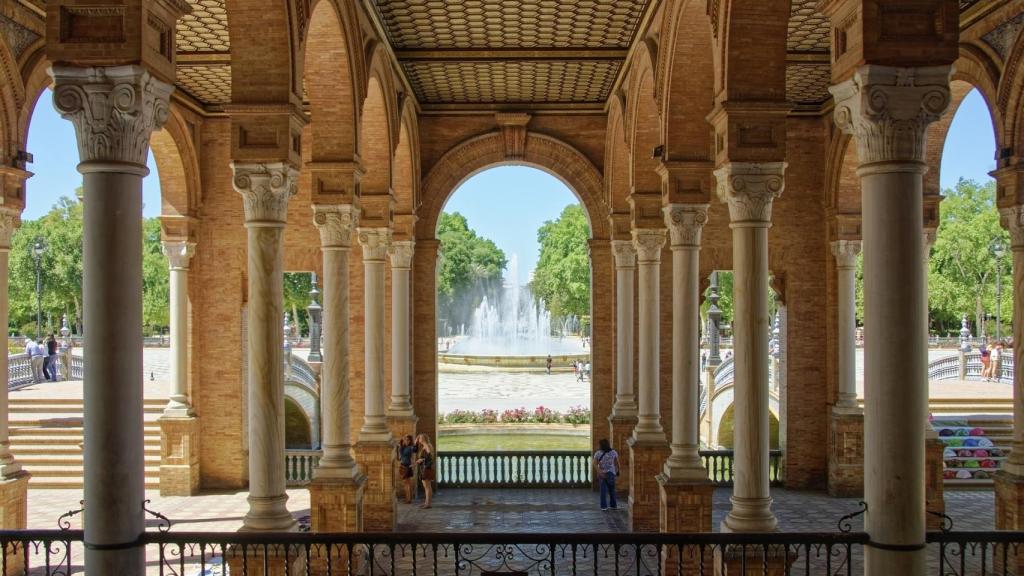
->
{"left": 701, "top": 449, "right": 783, "bottom": 486}
{"left": 7, "top": 352, "right": 83, "bottom": 388}
{"left": 285, "top": 449, "right": 321, "bottom": 486}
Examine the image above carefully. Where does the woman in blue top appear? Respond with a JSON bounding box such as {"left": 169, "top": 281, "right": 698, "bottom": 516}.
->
{"left": 593, "top": 438, "right": 619, "bottom": 510}
{"left": 396, "top": 434, "right": 416, "bottom": 504}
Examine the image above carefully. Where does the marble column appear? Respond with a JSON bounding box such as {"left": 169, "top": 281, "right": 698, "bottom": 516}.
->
{"left": 923, "top": 231, "right": 946, "bottom": 529}
{"left": 609, "top": 240, "right": 637, "bottom": 496}
{"left": 828, "top": 240, "right": 864, "bottom": 497}
{"left": 158, "top": 240, "right": 201, "bottom": 496}
{"left": 628, "top": 228, "right": 670, "bottom": 532}
{"left": 356, "top": 227, "right": 396, "bottom": 531}
{"left": 715, "top": 161, "right": 785, "bottom": 533}
{"left": 831, "top": 64, "right": 951, "bottom": 574}
{"left": 388, "top": 241, "right": 415, "bottom": 419}
{"left": 309, "top": 204, "right": 364, "bottom": 536}
{"left": 232, "top": 162, "right": 299, "bottom": 532}
{"left": 51, "top": 65, "right": 173, "bottom": 573}
{"left": 658, "top": 205, "right": 713, "bottom": 567}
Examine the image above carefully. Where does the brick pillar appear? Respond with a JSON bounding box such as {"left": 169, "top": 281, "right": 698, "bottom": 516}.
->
{"left": 608, "top": 415, "right": 636, "bottom": 495}
{"left": 925, "top": 436, "right": 945, "bottom": 530}
{"left": 827, "top": 410, "right": 863, "bottom": 497}
{"left": 628, "top": 440, "right": 670, "bottom": 532}
{"left": 159, "top": 417, "right": 201, "bottom": 496}
{"left": 0, "top": 474, "right": 28, "bottom": 575}
{"left": 308, "top": 476, "right": 365, "bottom": 574}
{"left": 355, "top": 442, "right": 396, "bottom": 531}
{"left": 659, "top": 479, "right": 713, "bottom": 574}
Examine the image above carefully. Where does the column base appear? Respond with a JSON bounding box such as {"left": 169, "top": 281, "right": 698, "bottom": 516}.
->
{"left": 608, "top": 415, "right": 637, "bottom": 496}
{"left": 628, "top": 438, "right": 670, "bottom": 532}
{"left": 827, "top": 409, "right": 863, "bottom": 497}
{"left": 226, "top": 544, "right": 307, "bottom": 576}
{"left": 925, "top": 435, "right": 945, "bottom": 531}
{"left": 355, "top": 440, "right": 397, "bottom": 532}
{"left": 714, "top": 545, "right": 797, "bottom": 576}
{"left": 659, "top": 477, "right": 714, "bottom": 575}
{"left": 159, "top": 416, "right": 200, "bottom": 496}
{"left": 994, "top": 471, "right": 1024, "bottom": 574}
{"left": 0, "top": 472, "right": 29, "bottom": 576}
{"left": 720, "top": 495, "right": 778, "bottom": 533}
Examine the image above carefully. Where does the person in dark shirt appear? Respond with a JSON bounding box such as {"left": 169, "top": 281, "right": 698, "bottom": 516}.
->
{"left": 44, "top": 334, "right": 58, "bottom": 381}
{"left": 396, "top": 434, "right": 415, "bottom": 504}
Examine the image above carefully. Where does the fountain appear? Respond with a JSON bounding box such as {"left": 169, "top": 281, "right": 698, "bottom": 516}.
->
{"left": 440, "top": 256, "right": 589, "bottom": 367}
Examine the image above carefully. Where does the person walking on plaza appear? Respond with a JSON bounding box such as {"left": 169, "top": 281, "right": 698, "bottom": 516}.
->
{"left": 593, "top": 438, "right": 619, "bottom": 511}
{"left": 415, "top": 433, "right": 435, "bottom": 509}
{"left": 396, "top": 434, "right": 416, "bottom": 504}
{"left": 991, "top": 341, "right": 1003, "bottom": 382}
{"left": 29, "top": 339, "right": 45, "bottom": 383}
{"left": 546, "top": 354, "right": 552, "bottom": 374}
{"left": 44, "top": 334, "right": 58, "bottom": 381}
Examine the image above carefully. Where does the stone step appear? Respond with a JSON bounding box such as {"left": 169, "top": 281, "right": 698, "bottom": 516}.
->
{"left": 11, "top": 444, "right": 160, "bottom": 456}
{"left": 9, "top": 398, "right": 166, "bottom": 407}
{"left": 7, "top": 405, "right": 165, "bottom": 414}
{"left": 24, "top": 465, "right": 160, "bottom": 478}
{"left": 9, "top": 435, "right": 160, "bottom": 446}
{"left": 8, "top": 420, "right": 162, "bottom": 430}
{"left": 17, "top": 454, "right": 161, "bottom": 467}
{"left": 28, "top": 476, "right": 160, "bottom": 489}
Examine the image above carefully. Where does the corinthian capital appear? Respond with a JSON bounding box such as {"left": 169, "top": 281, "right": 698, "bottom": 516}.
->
{"left": 313, "top": 204, "right": 358, "bottom": 248}
{"left": 389, "top": 240, "right": 415, "bottom": 269}
{"left": 632, "top": 229, "right": 666, "bottom": 263}
{"left": 830, "top": 240, "right": 861, "bottom": 269}
{"left": 162, "top": 241, "right": 196, "bottom": 270}
{"left": 50, "top": 65, "right": 173, "bottom": 167}
{"left": 830, "top": 65, "right": 952, "bottom": 166}
{"left": 358, "top": 227, "right": 391, "bottom": 261}
{"left": 1000, "top": 206, "right": 1024, "bottom": 248}
{"left": 663, "top": 204, "right": 709, "bottom": 248}
{"left": 611, "top": 240, "right": 636, "bottom": 269}
{"left": 714, "top": 162, "right": 786, "bottom": 225}
{"left": 0, "top": 208, "right": 20, "bottom": 250}
{"left": 232, "top": 162, "right": 298, "bottom": 224}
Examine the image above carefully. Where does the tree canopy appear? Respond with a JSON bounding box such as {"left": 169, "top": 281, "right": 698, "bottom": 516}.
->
{"left": 531, "top": 204, "right": 591, "bottom": 322}
{"left": 436, "top": 212, "right": 507, "bottom": 334}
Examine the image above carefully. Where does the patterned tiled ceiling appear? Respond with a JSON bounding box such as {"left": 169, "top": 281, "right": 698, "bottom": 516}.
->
{"left": 786, "top": 0, "right": 831, "bottom": 106}
{"left": 404, "top": 60, "right": 620, "bottom": 104}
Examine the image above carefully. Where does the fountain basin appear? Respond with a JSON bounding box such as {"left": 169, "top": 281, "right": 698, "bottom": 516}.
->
{"left": 438, "top": 352, "right": 590, "bottom": 369}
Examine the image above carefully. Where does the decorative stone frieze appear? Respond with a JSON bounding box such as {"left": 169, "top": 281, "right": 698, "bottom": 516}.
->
{"left": 232, "top": 162, "right": 298, "bottom": 224}
{"left": 313, "top": 204, "right": 358, "bottom": 248}
{"left": 611, "top": 239, "right": 636, "bottom": 269}
{"left": 631, "top": 229, "right": 666, "bottom": 263}
{"left": 358, "top": 228, "right": 392, "bottom": 261}
{"left": 0, "top": 209, "right": 20, "bottom": 250}
{"left": 1000, "top": 206, "right": 1024, "bottom": 248}
{"left": 829, "top": 65, "right": 952, "bottom": 166}
{"left": 389, "top": 241, "right": 415, "bottom": 270}
{"left": 50, "top": 66, "right": 174, "bottom": 167}
{"left": 161, "top": 241, "right": 196, "bottom": 270}
{"left": 714, "top": 162, "right": 786, "bottom": 224}
{"left": 830, "top": 240, "right": 861, "bottom": 270}
{"left": 663, "top": 204, "right": 709, "bottom": 248}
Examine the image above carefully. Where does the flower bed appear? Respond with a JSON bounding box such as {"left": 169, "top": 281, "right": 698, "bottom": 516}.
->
{"left": 438, "top": 405, "right": 590, "bottom": 426}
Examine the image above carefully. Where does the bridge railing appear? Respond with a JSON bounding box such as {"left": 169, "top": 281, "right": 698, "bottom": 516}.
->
{"left": 437, "top": 451, "right": 592, "bottom": 488}
{"left": 928, "top": 352, "right": 1014, "bottom": 383}
{"left": 7, "top": 352, "right": 83, "bottom": 389}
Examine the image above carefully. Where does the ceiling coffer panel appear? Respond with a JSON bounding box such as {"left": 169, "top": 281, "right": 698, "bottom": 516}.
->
{"left": 788, "top": 0, "right": 830, "bottom": 52}
{"left": 176, "top": 65, "right": 232, "bottom": 105}
{"left": 786, "top": 64, "right": 832, "bottom": 105}
{"left": 403, "top": 60, "right": 619, "bottom": 104}
{"left": 372, "top": 0, "right": 648, "bottom": 49}
{"left": 177, "top": 0, "right": 230, "bottom": 52}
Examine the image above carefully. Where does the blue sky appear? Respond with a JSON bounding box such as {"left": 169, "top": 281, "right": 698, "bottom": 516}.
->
{"left": 22, "top": 88, "right": 998, "bottom": 285}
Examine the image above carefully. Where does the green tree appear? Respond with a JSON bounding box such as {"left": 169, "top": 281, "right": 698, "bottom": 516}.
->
{"left": 436, "top": 212, "right": 507, "bottom": 334}
{"left": 141, "top": 218, "right": 169, "bottom": 332}
{"left": 531, "top": 204, "right": 591, "bottom": 322}
{"left": 283, "top": 272, "right": 313, "bottom": 336}
{"left": 929, "top": 178, "right": 1010, "bottom": 336}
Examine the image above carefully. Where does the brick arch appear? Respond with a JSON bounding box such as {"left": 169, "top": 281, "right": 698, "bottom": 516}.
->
{"left": 713, "top": 0, "right": 789, "bottom": 102}
{"left": 416, "top": 132, "right": 609, "bottom": 240}
{"left": 302, "top": 0, "right": 359, "bottom": 162}
{"left": 660, "top": 0, "right": 714, "bottom": 162}
{"left": 360, "top": 74, "right": 392, "bottom": 197}
{"left": 627, "top": 47, "right": 661, "bottom": 194}
{"left": 605, "top": 95, "right": 630, "bottom": 213}
{"left": 151, "top": 106, "right": 201, "bottom": 219}
{"left": 0, "top": 35, "right": 23, "bottom": 168}
{"left": 226, "top": 0, "right": 293, "bottom": 102}
{"left": 393, "top": 104, "right": 418, "bottom": 215}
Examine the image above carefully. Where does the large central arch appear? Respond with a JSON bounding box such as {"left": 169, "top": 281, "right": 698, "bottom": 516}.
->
{"left": 412, "top": 131, "right": 613, "bottom": 445}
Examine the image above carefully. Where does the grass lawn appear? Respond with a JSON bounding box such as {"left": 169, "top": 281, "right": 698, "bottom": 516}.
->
{"left": 438, "top": 433, "right": 590, "bottom": 452}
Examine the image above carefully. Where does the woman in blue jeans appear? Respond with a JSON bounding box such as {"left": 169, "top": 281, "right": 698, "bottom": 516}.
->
{"left": 593, "top": 438, "right": 619, "bottom": 510}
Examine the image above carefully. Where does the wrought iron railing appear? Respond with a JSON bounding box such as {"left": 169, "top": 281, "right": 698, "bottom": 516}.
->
{"left": 702, "top": 449, "right": 783, "bottom": 486}
{"left": 437, "top": 451, "right": 592, "bottom": 488}
{"left": 927, "top": 530, "right": 1024, "bottom": 575}
{"left": 286, "top": 449, "right": 321, "bottom": 486}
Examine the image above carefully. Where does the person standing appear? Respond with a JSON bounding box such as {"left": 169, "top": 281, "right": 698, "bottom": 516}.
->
{"left": 546, "top": 355, "right": 553, "bottom": 375}
{"left": 30, "top": 339, "right": 45, "bottom": 383}
{"left": 396, "top": 434, "right": 415, "bottom": 504}
{"left": 593, "top": 438, "right": 619, "bottom": 511}
{"left": 44, "top": 334, "right": 58, "bottom": 381}
{"left": 981, "top": 342, "right": 993, "bottom": 381}
{"left": 992, "top": 341, "right": 1003, "bottom": 382}
{"left": 415, "top": 433, "right": 435, "bottom": 509}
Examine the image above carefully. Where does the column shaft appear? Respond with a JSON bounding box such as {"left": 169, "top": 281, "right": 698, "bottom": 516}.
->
{"left": 612, "top": 241, "right": 637, "bottom": 416}
{"left": 632, "top": 230, "right": 666, "bottom": 441}
{"left": 389, "top": 242, "right": 414, "bottom": 415}
{"left": 359, "top": 228, "right": 391, "bottom": 441}
{"left": 1002, "top": 216, "right": 1024, "bottom": 474}
{"left": 162, "top": 242, "right": 195, "bottom": 416}
{"left": 0, "top": 211, "right": 21, "bottom": 476}
{"left": 832, "top": 241, "right": 861, "bottom": 411}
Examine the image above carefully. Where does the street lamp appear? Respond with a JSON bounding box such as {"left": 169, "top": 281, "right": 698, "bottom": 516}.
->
{"left": 994, "top": 240, "right": 1005, "bottom": 342}
{"left": 306, "top": 272, "right": 322, "bottom": 363}
{"left": 707, "top": 271, "right": 722, "bottom": 366}
{"left": 31, "top": 239, "right": 44, "bottom": 338}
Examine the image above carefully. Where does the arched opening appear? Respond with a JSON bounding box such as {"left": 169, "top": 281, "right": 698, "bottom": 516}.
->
{"left": 435, "top": 166, "right": 593, "bottom": 458}
{"left": 717, "top": 404, "right": 780, "bottom": 451}
{"left": 303, "top": 0, "right": 357, "bottom": 162}
{"left": 285, "top": 396, "right": 313, "bottom": 449}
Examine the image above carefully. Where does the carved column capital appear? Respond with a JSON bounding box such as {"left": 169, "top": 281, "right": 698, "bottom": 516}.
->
{"left": 231, "top": 162, "right": 299, "bottom": 225}
{"left": 611, "top": 239, "right": 637, "bottom": 270}
{"left": 714, "top": 162, "right": 786, "bottom": 225}
{"left": 358, "top": 227, "right": 391, "bottom": 261}
{"left": 663, "top": 203, "right": 709, "bottom": 248}
{"left": 0, "top": 208, "right": 20, "bottom": 250}
{"left": 830, "top": 240, "right": 861, "bottom": 270}
{"left": 389, "top": 240, "right": 415, "bottom": 270}
{"left": 1000, "top": 205, "right": 1024, "bottom": 248}
{"left": 632, "top": 229, "right": 666, "bottom": 263}
{"left": 830, "top": 65, "right": 952, "bottom": 166}
{"left": 50, "top": 65, "right": 174, "bottom": 168}
{"left": 162, "top": 241, "right": 196, "bottom": 270}
{"left": 312, "top": 204, "right": 358, "bottom": 248}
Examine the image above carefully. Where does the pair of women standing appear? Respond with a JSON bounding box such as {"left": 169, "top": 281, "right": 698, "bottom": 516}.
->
{"left": 396, "top": 433, "right": 435, "bottom": 509}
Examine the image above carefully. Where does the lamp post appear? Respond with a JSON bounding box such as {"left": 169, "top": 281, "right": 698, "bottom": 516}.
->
{"left": 306, "top": 273, "right": 322, "bottom": 362}
{"left": 707, "top": 271, "right": 722, "bottom": 366}
{"left": 31, "top": 240, "right": 44, "bottom": 338}
{"left": 994, "top": 240, "right": 1005, "bottom": 342}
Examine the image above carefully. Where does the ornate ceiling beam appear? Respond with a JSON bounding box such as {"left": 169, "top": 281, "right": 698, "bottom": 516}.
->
{"left": 176, "top": 51, "right": 231, "bottom": 66}
{"left": 395, "top": 48, "right": 629, "bottom": 62}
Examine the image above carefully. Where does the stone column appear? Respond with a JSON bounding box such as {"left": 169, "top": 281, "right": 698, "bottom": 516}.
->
{"left": 923, "top": 231, "right": 945, "bottom": 529}
{"left": 232, "top": 162, "right": 299, "bottom": 532}
{"left": 658, "top": 204, "right": 713, "bottom": 571}
{"left": 158, "top": 240, "right": 200, "bottom": 496}
{"left": 388, "top": 241, "right": 417, "bottom": 437}
{"left": 51, "top": 65, "right": 173, "bottom": 573}
{"left": 609, "top": 240, "right": 637, "bottom": 496}
{"left": 715, "top": 161, "right": 785, "bottom": 533}
{"left": 628, "top": 228, "right": 670, "bottom": 532}
{"left": 356, "top": 227, "right": 396, "bottom": 531}
{"left": 828, "top": 240, "right": 863, "bottom": 496}
{"left": 831, "top": 64, "right": 951, "bottom": 574}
